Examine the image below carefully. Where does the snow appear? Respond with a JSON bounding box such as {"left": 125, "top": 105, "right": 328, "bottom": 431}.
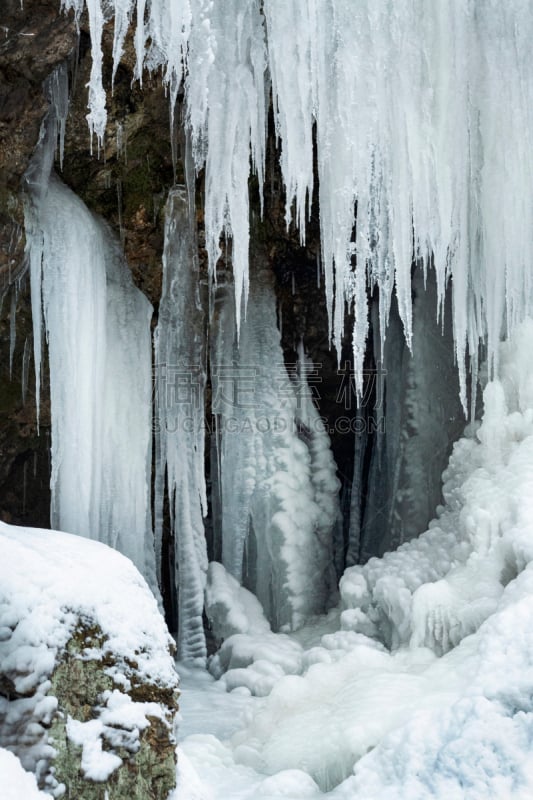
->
{"left": 66, "top": 718, "right": 123, "bottom": 782}
{"left": 64, "top": 691, "right": 165, "bottom": 781}
{"left": 0, "top": 523, "right": 176, "bottom": 694}
{"left": 61, "top": 0, "right": 533, "bottom": 398}
{"left": 0, "top": 748, "right": 48, "bottom": 800}
{"left": 0, "top": 523, "right": 178, "bottom": 788}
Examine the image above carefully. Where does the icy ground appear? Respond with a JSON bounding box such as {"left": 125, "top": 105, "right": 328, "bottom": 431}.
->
{"left": 176, "top": 321, "right": 533, "bottom": 800}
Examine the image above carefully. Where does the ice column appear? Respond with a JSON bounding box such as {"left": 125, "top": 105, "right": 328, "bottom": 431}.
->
{"left": 154, "top": 187, "right": 208, "bottom": 664}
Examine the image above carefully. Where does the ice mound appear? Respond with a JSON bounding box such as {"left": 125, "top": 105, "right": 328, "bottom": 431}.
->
{"left": 205, "top": 561, "right": 271, "bottom": 644}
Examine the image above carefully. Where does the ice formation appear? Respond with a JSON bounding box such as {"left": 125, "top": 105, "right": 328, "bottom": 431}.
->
{"left": 24, "top": 68, "right": 157, "bottom": 591}
{"left": 211, "top": 269, "right": 340, "bottom": 631}
{"left": 176, "top": 318, "right": 533, "bottom": 800}
{"left": 9, "top": 4, "right": 533, "bottom": 796}
{"left": 205, "top": 561, "right": 271, "bottom": 644}
{"left": 154, "top": 186, "right": 208, "bottom": 663}
{"left": 61, "top": 0, "right": 533, "bottom": 401}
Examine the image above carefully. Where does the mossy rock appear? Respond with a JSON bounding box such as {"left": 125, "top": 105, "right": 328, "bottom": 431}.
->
{"left": 46, "top": 620, "right": 178, "bottom": 800}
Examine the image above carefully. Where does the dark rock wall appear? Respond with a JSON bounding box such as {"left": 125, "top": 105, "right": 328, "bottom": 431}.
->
{"left": 0, "top": 0, "right": 78, "bottom": 527}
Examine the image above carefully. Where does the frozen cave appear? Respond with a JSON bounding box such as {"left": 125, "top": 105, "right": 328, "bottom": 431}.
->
{"left": 1, "top": 1, "right": 533, "bottom": 798}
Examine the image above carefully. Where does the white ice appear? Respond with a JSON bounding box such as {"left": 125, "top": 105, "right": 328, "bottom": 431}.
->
{"left": 174, "top": 319, "right": 533, "bottom": 800}
{"left": 211, "top": 269, "right": 339, "bottom": 632}
{"left": 61, "top": 0, "right": 533, "bottom": 399}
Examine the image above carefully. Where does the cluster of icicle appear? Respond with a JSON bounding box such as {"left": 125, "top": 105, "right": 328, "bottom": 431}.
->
{"left": 64, "top": 0, "right": 533, "bottom": 408}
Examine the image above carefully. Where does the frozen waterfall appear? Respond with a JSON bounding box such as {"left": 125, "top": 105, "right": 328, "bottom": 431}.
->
{"left": 211, "top": 269, "right": 340, "bottom": 630}
{"left": 25, "top": 173, "right": 157, "bottom": 593}
{"left": 64, "top": 0, "right": 533, "bottom": 406}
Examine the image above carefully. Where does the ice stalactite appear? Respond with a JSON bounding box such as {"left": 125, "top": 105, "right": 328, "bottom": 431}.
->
{"left": 154, "top": 187, "right": 208, "bottom": 664}
{"left": 26, "top": 174, "right": 157, "bottom": 593}
{"left": 64, "top": 0, "right": 533, "bottom": 401}
{"left": 185, "top": 0, "right": 268, "bottom": 333}
{"left": 211, "top": 268, "right": 340, "bottom": 631}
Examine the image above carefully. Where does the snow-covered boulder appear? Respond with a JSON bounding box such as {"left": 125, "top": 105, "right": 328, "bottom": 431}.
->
{"left": 0, "top": 748, "right": 48, "bottom": 800}
{"left": 0, "top": 523, "right": 179, "bottom": 799}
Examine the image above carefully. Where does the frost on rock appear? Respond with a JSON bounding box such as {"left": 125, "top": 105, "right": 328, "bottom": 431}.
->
{"left": 0, "top": 523, "right": 179, "bottom": 798}
{"left": 211, "top": 268, "right": 339, "bottom": 632}
{"left": 154, "top": 186, "right": 208, "bottom": 665}
{"left": 62, "top": 1, "right": 533, "bottom": 396}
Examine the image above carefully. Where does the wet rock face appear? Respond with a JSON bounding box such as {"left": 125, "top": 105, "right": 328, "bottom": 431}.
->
{"left": 0, "top": 0, "right": 77, "bottom": 526}
{"left": 0, "top": 0, "right": 78, "bottom": 282}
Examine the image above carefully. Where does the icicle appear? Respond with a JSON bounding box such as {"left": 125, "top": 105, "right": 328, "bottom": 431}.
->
{"left": 111, "top": 0, "right": 132, "bottom": 89}
{"left": 64, "top": 0, "right": 533, "bottom": 399}
{"left": 24, "top": 60, "right": 72, "bottom": 428}
{"left": 116, "top": 179, "right": 124, "bottom": 248}
{"left": 21, "top": 337, "right": 31, "bottom": 406}
{"left": 116, "top": 121, "right": 123, "bottom": 157}
{"left": 22, "top": 460, "right": 28, "bottom": 514}
{"left": 26, "top": 212, "right": 43, "bottom": 428}
{"left": 9, "top": 287, "right": 17, "bottom": 379}
{"left": 186, "top": 0, "right": 267, "bottom": 337}
{"left": 48, "top": 61, "right": 69, "bottom": 169}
